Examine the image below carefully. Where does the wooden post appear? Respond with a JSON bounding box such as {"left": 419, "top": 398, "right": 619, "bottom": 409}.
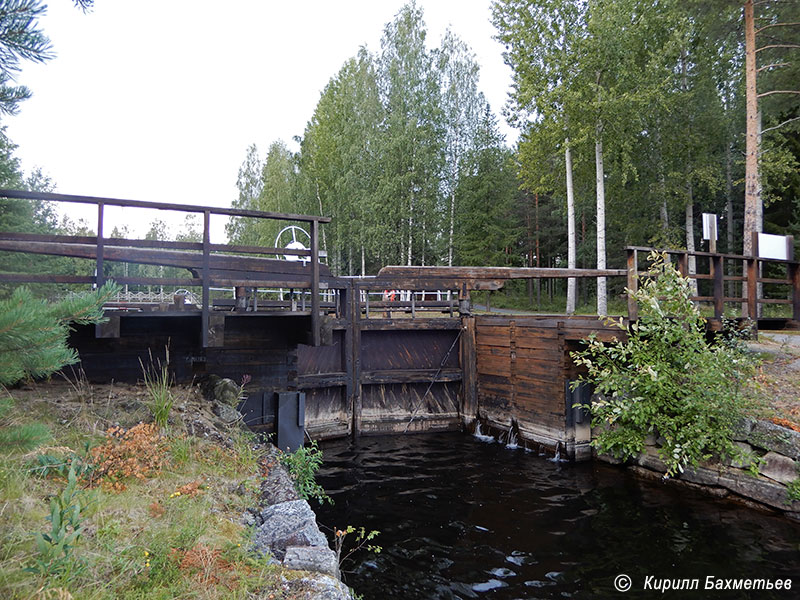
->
{"left": 202, "top": 210, "right": 211, "bottom": 348}
{"left": 94, "top": 202, "right": 105, "bottom": 338}
{"left": 677, "top": 252, "right": 688, "bottom": 277}
{"left": 411, "top": 290, "right": 416, "bottom": 318}
{"left": 235, "top": 286, "right": 247, "bottom": 311}
{"left": 350, "top": 282, "right": 362, "bottom": 438}
{"left": 788, "top": 236, "right": 799, "bottom": 323}
{"left": 96, "top": 202, "right": 105, "bottom": 289}
{"left": 460, "top": 316, "right": 477, "bottom": 427}
{"left": 713, "top": 254, "right": 724, "bottom": 320}
{"left": 626, "top": 248, "right": 638, "bottom": 322}
{"left": 790, "top": 262, "right": 800, "bottom": 323}
{"left": 311, "top": 220, "right": 320, "bottom": 346}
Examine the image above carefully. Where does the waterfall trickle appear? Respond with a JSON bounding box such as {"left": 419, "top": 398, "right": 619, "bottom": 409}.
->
{"left": 505, "top": 424, "right": 518, "bottom": 449}
{"left": 473, "top": 421, "right": 494, "bottom": 443}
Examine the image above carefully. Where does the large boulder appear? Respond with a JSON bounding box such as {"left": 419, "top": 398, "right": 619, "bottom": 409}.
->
{"left": 283, "top": 545, "right": 339, "bottom": 578}
{"left": 252, "top": 499, "right": 329, "bottom": 560}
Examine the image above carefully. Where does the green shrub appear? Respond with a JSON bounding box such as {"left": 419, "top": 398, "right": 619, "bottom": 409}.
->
{"left": 572, "top": 252, "right": 757, "bottom": 477}
{"left": 279, "top": 440, "right": 331, "bottom": 505}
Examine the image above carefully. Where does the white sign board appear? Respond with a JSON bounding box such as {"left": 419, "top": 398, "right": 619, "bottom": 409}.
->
{"left": 702, "top": 213, "right": 717, "bottom": 241}
{"left": 757, "top": 233, "right": 791, "bottom": 260}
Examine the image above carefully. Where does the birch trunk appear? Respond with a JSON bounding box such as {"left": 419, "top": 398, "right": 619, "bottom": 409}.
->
{"left": 595, "top": 126, "right": 607, "bottom": 316}
{"left": 725, "top": 141, "right": 735, "bottom": 299}
{"left": 685, "top": 184, "right": 698, "bottom": 296}
{"left": 565, "top": 139, "right": 576, "bottom": 315}
{"left": 448, "top": 189, "right": 455, "bottom": 267}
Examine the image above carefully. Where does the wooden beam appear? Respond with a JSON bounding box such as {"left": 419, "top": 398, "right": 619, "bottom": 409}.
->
{"left": 713, "top": 254, "right": 724, "bottom": 319}
{"left": 361, "top": 368, "right": 462, "bottom": 385}
{"left": 311, "top": 220, "right": 320, "bottom": 346}
{"left": 0, "top": 188, "right": 332, "bottom": 224}
{"left": 377, "top": 265, "right": 627, "bottom": 279}
{"left": 0, "top": 239, "right": 333, "bottom": 277}
{"left": 460, "top": 316, "right": 477, "bottom": 425}
{"left": 626, "top": 248, "right": 638, "bottom": 321}
{"left": 202, "top": 210, "right": 210, "bottom": 348}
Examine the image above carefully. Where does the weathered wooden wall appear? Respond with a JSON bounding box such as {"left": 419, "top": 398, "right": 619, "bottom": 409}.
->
{"left": 297, "top": 321, "right": 463, "bottom": 439}
{"left": 474, "top": 315, "right": 622, "bottom": 459}
{"left": 70, "top": 313, "right": 310, "bottom": 431}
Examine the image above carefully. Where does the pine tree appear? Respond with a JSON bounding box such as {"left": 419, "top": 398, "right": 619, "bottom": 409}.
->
{"left": 0, "top": 282, "right": 118, "bottom": 387}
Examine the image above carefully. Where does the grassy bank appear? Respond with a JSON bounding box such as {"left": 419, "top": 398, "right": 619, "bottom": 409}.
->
{"left": 0, "top": 380, "right": 318, "bottom": 600}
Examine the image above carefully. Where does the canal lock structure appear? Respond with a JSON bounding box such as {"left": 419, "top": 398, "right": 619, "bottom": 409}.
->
{"left": 314, "top": 432, "right": 800, "bottom": 600}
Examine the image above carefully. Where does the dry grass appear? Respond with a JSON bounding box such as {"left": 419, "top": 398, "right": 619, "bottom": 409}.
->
{"left": 0, "top": 380, "right": 320, "bottom": 600}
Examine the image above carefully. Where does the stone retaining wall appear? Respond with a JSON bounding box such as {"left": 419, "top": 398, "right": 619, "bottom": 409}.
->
{"left": 243, "top": 444, "right": 354, "bottom": 600}
{"left": 597, "top": 419, "right": 800, "bottom": 518}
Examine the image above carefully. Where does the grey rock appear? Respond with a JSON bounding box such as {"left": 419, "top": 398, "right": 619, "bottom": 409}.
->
{"left": 594, "top": 451, "right": 624, "bottom": 465}
{"left": 252, "top": 499, "right": 328, "bottom": 560}
{"left": 634, "top": 446, "right": 668, "bottom": 473}
{"left": 260, "top": 574, "right": 353, "bottom": 600}
{"left": 283, "top": 546, "right": 339, "bottom": 578}
{"left": 729, "top": 441, "right": 758, "bottom": 469}
{"left": 747, "top": 420, "right": 800, "bottom": 460}
{"left": 213, "top": 401, "right": 242, "bottom": 425}
{"left": 681, "top": 464, "right": 721, "bottom": 487}
{"left": 732, "top": 418, "right": 756, "bottom": 442}
{"left": 260, "top": 463, "right": 299, "bottom": 506}
{"left": 718, "top": 470, "right": 799, "bottom": 512}
{"left": 760, "top": 451, "right": 798, "bottom": 485}
{"left": 202, "top": 374, "right": 242, "bottom": 406}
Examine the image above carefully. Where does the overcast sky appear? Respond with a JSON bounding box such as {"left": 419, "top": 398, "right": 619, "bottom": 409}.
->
{"left": 5, "top": 0, "right": 516, "bottom": 241}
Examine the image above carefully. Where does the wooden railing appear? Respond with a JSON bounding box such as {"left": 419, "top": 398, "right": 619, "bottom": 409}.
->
{"left": 0, "top": 189, "right": 331, "bottom": 346}
{"left": 626, "top": 242, "right": 799, "bottom": 327}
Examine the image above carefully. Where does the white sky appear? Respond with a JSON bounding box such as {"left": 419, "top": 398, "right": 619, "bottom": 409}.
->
{"left": 5, "top": 0, "right": 516, "bottom": 242}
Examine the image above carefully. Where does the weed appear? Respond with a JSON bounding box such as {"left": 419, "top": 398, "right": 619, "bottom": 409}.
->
{"left": 27, "top": 464, "right": 90, "bottom": 576}
{"left": 139, "top": 349, "right": 174, "bottom": 429}
{"left": 333, "top": 525, "right": 381, "bottom": 571}
{"left": 279, "top": 440, "right": 331, "bottom": 505}
{"left": 28, "top": 443, "right": 94, "bottom": 480}
{"left": 787, "top": 478, "right": 800, "bottom": 503}
{"left": 89, "top": 423, "right": 166, "bottom": 491}
{"left": 168, "top": 434, "right": 195, "bottom": 465}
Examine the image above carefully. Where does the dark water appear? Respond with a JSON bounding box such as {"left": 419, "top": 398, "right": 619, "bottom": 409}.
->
{"left": 315, "top": 433, "right": 800, "bottom": 600}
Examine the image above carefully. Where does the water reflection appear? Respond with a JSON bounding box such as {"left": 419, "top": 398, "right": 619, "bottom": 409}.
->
{"left": 315, "top": 433, "right": 800, "bottom": 599}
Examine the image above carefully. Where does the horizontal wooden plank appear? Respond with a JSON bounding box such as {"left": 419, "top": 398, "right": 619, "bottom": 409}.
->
{"left": 362, "top": 368, "right": 462, "bottom": 385}
{"left": 297, "top": 373, "right": 347, "bottom": 389}
{"left": 378, "top": 265, "right": 627, "bottom": 279}
{"left": 358, "top": 318, "right": 461, "bottom": 331}
{"left": 0, "top": 187, "right": 331, "bottom": 223}
{"left": 476, "top": 333, "right": 511, "bottom": 347}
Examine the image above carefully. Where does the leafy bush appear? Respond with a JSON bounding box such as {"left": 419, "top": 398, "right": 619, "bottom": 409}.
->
{"left": 572, "top": 252, "right": 757, "bottom": 477}
{"left": 279, "top": 440, "right": 331, "bottom": 504}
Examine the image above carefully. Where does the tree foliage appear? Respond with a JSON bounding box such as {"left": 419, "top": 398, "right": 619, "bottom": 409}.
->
{"left": 572, "top": 253, "right": 756, "bottom": 476}
{"left": 230, "top": 2, "right": 518, "bottom": 276}
{"left": 0, "top": 282, "right": 118, "bottom": 387}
